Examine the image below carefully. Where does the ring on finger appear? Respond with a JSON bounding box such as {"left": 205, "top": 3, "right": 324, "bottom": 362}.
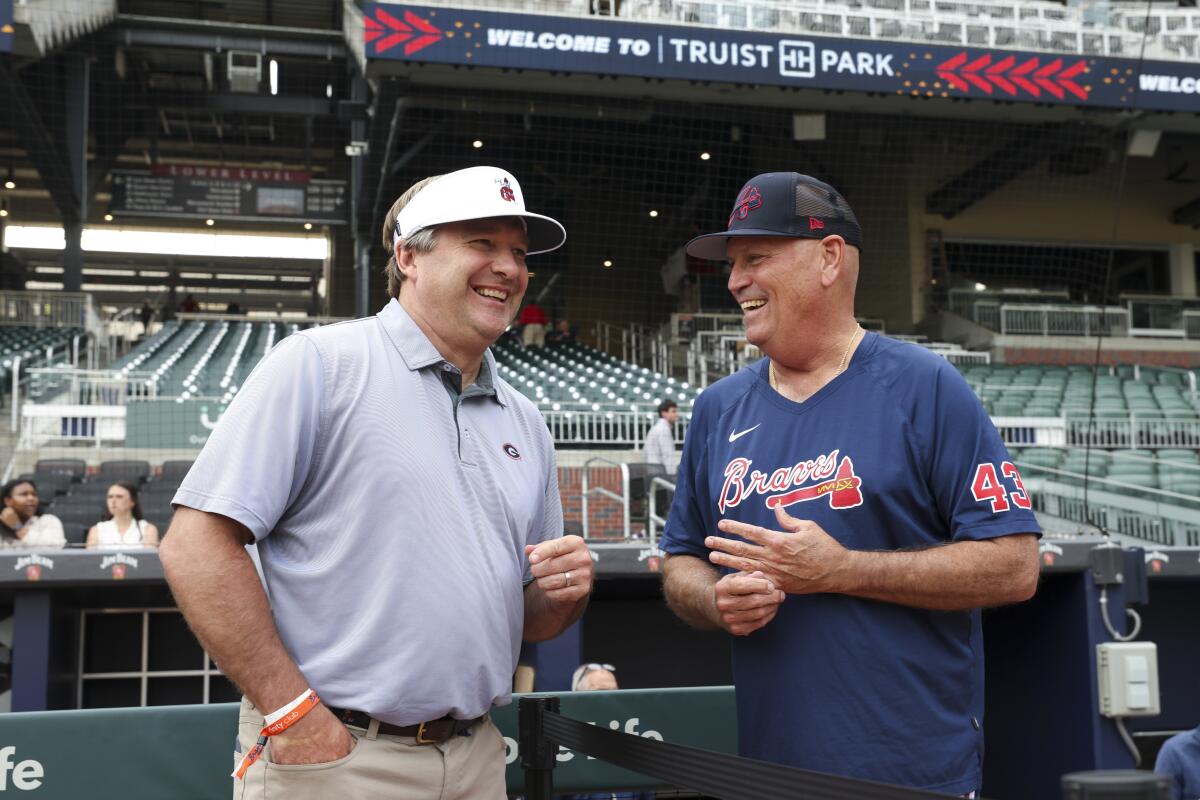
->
{"left": 564, "top": 570, "right": 573, "bottom": 587}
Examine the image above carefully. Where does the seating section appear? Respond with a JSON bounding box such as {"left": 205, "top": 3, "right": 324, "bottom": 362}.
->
{"left": 1010, "top": 446, "right": 1200, "bottom": 497}
{"left": 106, "top": 319, "right": 312, "bottom": 403}
{"left": 959, "top": 364, "right": 1200, "bottom": 419}
{"left": 491, "top": 339, "right": 699, "bottom": 415}
{"left": 24, "top": 458, "right": 194, "bottom": 545}
{"left": 0, "top": 326, "right": 82, "bottom": 387}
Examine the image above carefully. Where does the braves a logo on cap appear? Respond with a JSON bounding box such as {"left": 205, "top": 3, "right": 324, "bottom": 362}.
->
{"left": 719, "top": 449, "right": 863, "bottom": 512}
{"left": 728, "top": 186, "right": 763, "bottom": 226}
{"left": 502, "top": 443, "right": 522, "bottom": 460}
{"left": 499, "top": 178, "right": 515, "bottom": 203}
{"left": 809, "top": 217, "right": 825, "bottom": 231}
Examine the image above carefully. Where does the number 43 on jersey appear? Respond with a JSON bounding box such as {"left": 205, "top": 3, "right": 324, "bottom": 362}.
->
{"left": 971, "top": 462, "right": 1031, "bottom": 512}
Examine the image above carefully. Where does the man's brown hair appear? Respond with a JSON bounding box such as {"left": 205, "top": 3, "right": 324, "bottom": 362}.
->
{"left": 381, "top": 174, "right": 443, "bottom": 299}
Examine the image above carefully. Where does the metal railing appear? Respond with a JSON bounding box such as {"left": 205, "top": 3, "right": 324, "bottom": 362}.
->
{"left": 950, "top": 288, "right": 1070, "bottom": 321}
{"left": 647, "top": 475, "right": 676, "bottom": 544}
{"left": 1022, "top": 473, "right": 1200, "bottom": 548}
{"left": 1066, "top": 415, "right": 1200, "bottom": 449}
{"left": 0, "top": 291, "right": 94, "bottom": 329}
{"left": 594, "top": 321, "right": 671, "bottom": 376}
{"left": 580, "top": 456, "right": 631, "bottom": 540}
{"left": 26, "top": 367, "right": 158, "bottom": 406}
{"left": 998, "top": 304, "right": 1130, "bottom": 337}
{"left": 1182, "top": 310, "right": 1200, "bottom": 341}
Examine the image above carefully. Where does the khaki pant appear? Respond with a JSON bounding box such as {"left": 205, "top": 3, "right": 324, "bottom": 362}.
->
{"left": 232, "top": 697, "right": 507, "bottom": 800}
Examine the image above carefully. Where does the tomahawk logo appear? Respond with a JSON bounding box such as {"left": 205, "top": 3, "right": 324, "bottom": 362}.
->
{"left": 719, "top": 450, "right": 863, "bottom": 512}
{"left": 728, "top": 186, "right": 762, "bottom": 226}
{"left": 0, "top": 747, "right": 44, "bottom": 791}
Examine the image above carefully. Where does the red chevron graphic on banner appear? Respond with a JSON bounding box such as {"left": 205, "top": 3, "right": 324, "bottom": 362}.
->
{"left": 935, "top": 52, "right": 1089, "bottom": 101}
{"left": 364, "top": 7, "right": 444, "bottom": 56}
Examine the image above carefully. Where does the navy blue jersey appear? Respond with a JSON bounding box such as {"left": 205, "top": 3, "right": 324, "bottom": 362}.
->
{"left": 661, "top": 332, "right": 1040, "bottom": 794}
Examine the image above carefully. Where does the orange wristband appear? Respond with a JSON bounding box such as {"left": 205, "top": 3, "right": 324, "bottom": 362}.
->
{"left": 232, "top": 689, "right": 321, "bottom": 780}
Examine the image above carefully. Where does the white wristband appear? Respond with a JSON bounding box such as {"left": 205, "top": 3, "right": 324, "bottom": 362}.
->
{"left": 264, "top": 688, "right": 317, "bottom": 726}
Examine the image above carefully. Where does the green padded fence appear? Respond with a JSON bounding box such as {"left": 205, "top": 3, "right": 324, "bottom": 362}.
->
{"left": 0, "top": 687, "right": 736, "bottom": 797}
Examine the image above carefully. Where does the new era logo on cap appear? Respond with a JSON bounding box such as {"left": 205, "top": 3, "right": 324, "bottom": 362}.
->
{"left": 686, "top": 172, "right": 863, "bottom": 261}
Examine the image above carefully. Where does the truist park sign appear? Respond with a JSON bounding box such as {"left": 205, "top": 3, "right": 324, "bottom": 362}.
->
{"left": 363, "top": 3, "right": 1200, "bottom": 113}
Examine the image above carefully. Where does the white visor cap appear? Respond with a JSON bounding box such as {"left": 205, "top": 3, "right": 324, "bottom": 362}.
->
{"left": 394, "top": 166, "right": 566, "bottom": 255}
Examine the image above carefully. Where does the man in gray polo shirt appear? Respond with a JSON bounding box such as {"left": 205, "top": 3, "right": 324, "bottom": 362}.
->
{"left": 161, "top": 166, "right": 593, "bottom": 799}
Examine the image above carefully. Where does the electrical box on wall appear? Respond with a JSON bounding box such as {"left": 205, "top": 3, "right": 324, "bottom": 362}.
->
{"left": 1097, "top": 642, "right": 1160, "bottom": 718}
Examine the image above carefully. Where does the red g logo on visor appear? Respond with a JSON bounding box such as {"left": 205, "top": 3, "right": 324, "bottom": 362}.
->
{"left": 729, "top": 186, "right": 762, "bottom": 226}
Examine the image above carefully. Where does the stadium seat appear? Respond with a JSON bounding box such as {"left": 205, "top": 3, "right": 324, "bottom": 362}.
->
{"left": 157, "top": 460, "right": 196, "bottom": 482}
{"left": 18, "top": 473, "right": 73, "bottom": 499}
{"left": 34, "top": 458, "right": 88, "bottom": 481}
{"left": 97, "top": 460, "right": 153, "bottom": 483}
{"left": 46, "top": 504, "right": 100, "bottom": 545}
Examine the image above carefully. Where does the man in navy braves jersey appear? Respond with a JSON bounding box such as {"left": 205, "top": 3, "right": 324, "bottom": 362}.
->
{"left": 660, "top": 172, "right": 1040, "bottom": 795}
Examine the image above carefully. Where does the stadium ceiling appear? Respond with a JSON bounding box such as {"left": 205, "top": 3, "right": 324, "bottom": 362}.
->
{"left": 1, "top": 4, "right": 352, "bottom": 228}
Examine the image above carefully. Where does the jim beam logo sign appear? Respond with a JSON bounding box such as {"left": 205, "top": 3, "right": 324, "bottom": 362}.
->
{"left": 638, "top": 546, "right": 664, "bottom": 573}
{"left": 1039, "top": 541, "right": 1064, "bottom": 567}
{"left": 1145, "top": 550, "right": 1170, "bottom": 574}
{"left": 99, "top": 552, "right": 139, "bottom": 580}
{"left": 14, "top": 553, "right": 54, "bottom": 582}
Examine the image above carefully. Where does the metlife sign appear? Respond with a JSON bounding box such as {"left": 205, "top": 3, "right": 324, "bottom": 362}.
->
{"left": 364, "top": 3, "right": 1200, "bottom": 113}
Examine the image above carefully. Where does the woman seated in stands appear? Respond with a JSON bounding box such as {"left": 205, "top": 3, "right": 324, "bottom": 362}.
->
{"left": 86, "top": 481, "right": 159, "bottom": 550}
{"left": 0, "top": 479, "right": 66, "bottom": 549}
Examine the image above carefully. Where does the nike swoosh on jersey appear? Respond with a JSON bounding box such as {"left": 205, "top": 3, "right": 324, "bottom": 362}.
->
{"left": 728, "top": 424, "right": 761, "bottom": 443}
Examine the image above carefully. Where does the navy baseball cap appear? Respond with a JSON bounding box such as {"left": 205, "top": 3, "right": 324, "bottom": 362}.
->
{"left": 685, "top": 172, "right": 863, "bottom": 260}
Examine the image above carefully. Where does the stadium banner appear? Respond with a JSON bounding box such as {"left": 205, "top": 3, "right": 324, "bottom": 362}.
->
{"left": 124, "top": 399, "right": 228, "bottom": 448}
{"left": 1, "top": 539, "right": 1194, "bottom": 587}
{"left": 363, "top": 3, "right": 1200, "bottom": 114}
{"left": 108, "top": 166, "right": 347, "bottom": 224}
{"left": 0, "top": 0, "right": 12, "bottom": 53}
{"left": 0, "top": 688, "right": 736, "bottom": 796}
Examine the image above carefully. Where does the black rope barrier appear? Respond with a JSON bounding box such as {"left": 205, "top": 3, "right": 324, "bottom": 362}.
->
{"left": 518, "top": 696, "right": 983, "bottom": 800}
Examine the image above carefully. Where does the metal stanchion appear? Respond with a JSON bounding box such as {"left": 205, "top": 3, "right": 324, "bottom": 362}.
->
{"left": 519, "top": 695, "right": 560, "bottom": 800}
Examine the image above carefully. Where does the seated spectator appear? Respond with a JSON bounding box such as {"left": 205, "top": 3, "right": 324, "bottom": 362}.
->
{"left": 546, "top": 318, "right": 577, "bottom": 347}
{"left": 1155, "top": 723, "right": 1200, "bottom": 800}
{"left": 0, "top": 479, "right": 66, "bottom": 549}
{"left": 565, "top": 663, "right": 653, "bottom": 800}
{"left": 572, "top": 662, "right": 619, "bottom": 692}
{"left": 86, "top": 481, "right": 159, "bottom": 550}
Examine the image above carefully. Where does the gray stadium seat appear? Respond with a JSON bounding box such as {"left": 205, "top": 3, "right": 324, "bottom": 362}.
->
{"left": 34, "top": 459, "right": 88, "bottom": 481}
{"left": 97, "top": 460, "right": 152, "bottom": 483}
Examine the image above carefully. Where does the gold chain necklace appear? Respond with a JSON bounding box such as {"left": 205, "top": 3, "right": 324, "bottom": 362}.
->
{"left": 769, "top": 325, "right": 863, "bottom": 393}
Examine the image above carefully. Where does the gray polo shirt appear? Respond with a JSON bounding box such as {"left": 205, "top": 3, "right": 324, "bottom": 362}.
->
{"left": 173, "top": 299, "right": 562, "bottom": 725}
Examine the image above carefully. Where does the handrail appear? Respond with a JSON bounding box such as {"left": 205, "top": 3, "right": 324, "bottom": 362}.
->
{"left": 647, "top": 475, "right": 676, "bottom": 545}
{"left": 580, "top": 456, "right": 631, "bottom": 540}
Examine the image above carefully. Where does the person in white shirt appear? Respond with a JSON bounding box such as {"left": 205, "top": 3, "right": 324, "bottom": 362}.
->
{"left": 0, "top": 479, "right": 66, "bottom": 549}
{"left": 86, "top": 481, "right": 159, "bottom": 549}
{"left": 644, "top": 399, "right": 679, "bottom": 477}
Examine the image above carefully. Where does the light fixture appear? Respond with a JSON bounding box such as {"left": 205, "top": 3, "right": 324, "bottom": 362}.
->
{"left": 0, "top": 207, "right": 8, "bottom": 219}
{"left": 472, "top": 139, "right": 483, "bottom": 149}
{"left": 649, "top": 210, "right": 659, "bottom": 218}
{"left": 205, "top": 219, "right": 215, "bottom": 227}
{"left": 700, "top": 152, "right": 711, "bottom": 161}
{"left": 269, "top": 59, "right": 279, "bottom": 96}
{"left": 104, "top": 213, "right": 113, "bottom": 222}
{"left": 3, "top": 163, "right": 14, "bottom": 190}
{"left": 602, "top": 259, "right": 613, "bottom": 268}
{"left": 303, "top": 222, "right": 313, "bottom": 230}
{"left": 974, "top": 282, "right": 987, "bottom": 292}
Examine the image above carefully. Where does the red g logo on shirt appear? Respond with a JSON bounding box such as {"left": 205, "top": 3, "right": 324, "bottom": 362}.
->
{"left": 970, "top": 462, "right": 1031, "bottom": 512}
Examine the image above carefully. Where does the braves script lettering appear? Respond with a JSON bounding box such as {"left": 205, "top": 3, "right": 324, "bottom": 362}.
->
{"left": 720, "top": 449, "right": 867, "bottom": 512}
